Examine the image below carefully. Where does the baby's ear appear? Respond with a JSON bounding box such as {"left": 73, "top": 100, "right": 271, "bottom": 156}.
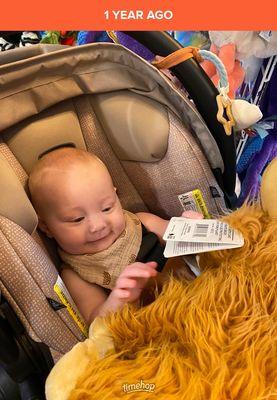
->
{"left": 114, "top": 187, "right": 117, "bottom": 192}
{"left": 38, "top": 217, "right": 53, "bottom": 238}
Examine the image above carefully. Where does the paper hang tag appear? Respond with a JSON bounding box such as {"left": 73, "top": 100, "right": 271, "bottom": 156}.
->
{"left": 163, "top": 218, "right": 244, "bottom": 257}
{"left": 164, "top": 240, "right": 243, "bottom": 257}
{"left": 163, "top": 218, "right": 244, "bottom": 244}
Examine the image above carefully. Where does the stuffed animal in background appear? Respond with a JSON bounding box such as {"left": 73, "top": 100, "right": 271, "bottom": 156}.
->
{"left": 0, "top": 31, "right": 40, "bottom": 51}
{"left": 208, "top": 31, "right": 277, "bottom": 85}
{"left": 209, "top": 31, "right": 277, "bottom": 61}
{"left": 237, "top": 130, "right": 277, "bottom": 206}
{"left": 201, "top": 31, "right": 277, "bottom": 98}
{"left": 76, "top": 31, "right": 113, "bottom": 45}
{"left": 45, "top": 158, "right": 277, "bottom": 400}
{"left": 40, "top": 31, "right": 77, "bottom": 46}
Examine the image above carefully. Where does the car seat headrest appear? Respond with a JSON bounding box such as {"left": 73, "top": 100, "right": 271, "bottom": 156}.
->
{"left": 3, "top": 101, "right": 87, "bottom": 174}
{"left": 91, "top": 91, "right": 169, "bottom": 162}
{"left": 0, "top": 154, "right": 38, "bottom": 234}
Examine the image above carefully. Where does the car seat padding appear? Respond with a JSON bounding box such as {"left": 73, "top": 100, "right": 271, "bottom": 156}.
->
{"left": 0, "top": 153, "right": 37, "bottom": 234}
{"left": 91, "top": 91, "right": 169, "bottom": 162}
{"left": 0, "top": 215, "right": 85, "bottom": 353}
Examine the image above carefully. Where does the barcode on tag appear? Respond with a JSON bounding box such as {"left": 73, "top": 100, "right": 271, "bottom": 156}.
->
{"left": 193, "top": 223, "right": 209, "bottom": 237}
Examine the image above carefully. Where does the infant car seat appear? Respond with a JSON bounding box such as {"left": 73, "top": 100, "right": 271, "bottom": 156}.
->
{"left": 0, "top": 32, "right": 237, "bottom": 398}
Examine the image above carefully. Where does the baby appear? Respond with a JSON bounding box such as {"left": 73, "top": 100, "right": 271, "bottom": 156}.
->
{"left": 29, "top": 147, "right": 202, "bottom": 323}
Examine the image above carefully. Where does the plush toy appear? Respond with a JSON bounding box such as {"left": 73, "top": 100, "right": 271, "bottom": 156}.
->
{"left": 45, "top": 158, "right": 277, "bottom": 400}
{"left": 76, "top": 31, "right": 112, "bottom": 45}
{"left": 75, "top": 31, "right": 155, "bottom": 62}
{"left": 115, "top": 32, "right": 155, "bottom": 62}
{"left": 231, "top": 98, "right": 263, "bottom": 131}
{"left": 0, "top": 31, "right": 40, "bottom": 51}
{"left": 237, "top": 135, "right": 277, "bottom": 206}
{"left": 209, "top": 31, "right": 277, "bottom": 61}
{"left": 260, "top": 157, "right": 277, "bottom": 218}
{"left": 237, "top": 131, "right": 265, "bottom": 176}
{"left": 208, "top": 31, "right": 277, "bottom": 85}
{"left": 40, "top": 31, "right": 77, "bottom": 46}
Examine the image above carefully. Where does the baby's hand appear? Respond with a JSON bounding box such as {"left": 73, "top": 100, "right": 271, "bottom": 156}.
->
{"left": 112, "top": 261, "right": 158, "bottom": 304}
{"left": 181, "top": 210, "right": 204, "bottom": 219}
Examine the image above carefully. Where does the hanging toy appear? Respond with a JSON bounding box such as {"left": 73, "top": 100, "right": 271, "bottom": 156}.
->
{"left": 199, "top": 49, "right": 263, "bottom": 134}
{"left": 200, "top": 49, "right": 235, "bottom": 135}
{"left": 152, "top": 46, "right": 263, "bottom": 135}
{"left": 201, "top": 43, "right": 245, "bottom": 99}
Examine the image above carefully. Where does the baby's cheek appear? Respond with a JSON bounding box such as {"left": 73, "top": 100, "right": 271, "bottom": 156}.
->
{"left": 61, "top": 228, "right": 83, "bottom": 246}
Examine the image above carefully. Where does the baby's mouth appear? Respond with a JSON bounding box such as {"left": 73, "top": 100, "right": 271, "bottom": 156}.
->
{"left": 87, "top": 232, "right": 110, "bottom": 243}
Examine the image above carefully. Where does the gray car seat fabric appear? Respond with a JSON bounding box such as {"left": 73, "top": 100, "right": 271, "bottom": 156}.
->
{"left": 0, "top": 43, "right": 227, "bottom": 361}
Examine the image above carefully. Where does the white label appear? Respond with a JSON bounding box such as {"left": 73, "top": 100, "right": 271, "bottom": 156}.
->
{"left": 178, "top": 192, "right": 198, "bottom": 212}
{"left": 259, "top": 31, "right": 272, "bottom": 42}
{"left": 178, "top": 189, "right": 210, "bottom": 218}
{"left": 163, "top": 218, "right": 244, "bottom": 257}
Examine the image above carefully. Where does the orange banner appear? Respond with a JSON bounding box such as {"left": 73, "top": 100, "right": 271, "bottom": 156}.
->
{"left": 1, "top": 0, "right": 276, "bottom": 30}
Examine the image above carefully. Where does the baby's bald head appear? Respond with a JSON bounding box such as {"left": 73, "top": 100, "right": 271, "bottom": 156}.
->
{"left": 28, "top": 147, "right": 110, "bottom": 216}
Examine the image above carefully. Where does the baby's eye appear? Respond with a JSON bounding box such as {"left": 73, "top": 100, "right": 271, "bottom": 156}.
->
{"left": 102, "top": 206, "right": 112, "bottom": 213}
{"left": 71, "top": 217, "right": 84, "bottom": 223}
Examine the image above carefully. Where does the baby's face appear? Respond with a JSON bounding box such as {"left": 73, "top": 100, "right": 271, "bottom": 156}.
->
{"left": 39, "top": 162, "right": 125, "bottom": 255}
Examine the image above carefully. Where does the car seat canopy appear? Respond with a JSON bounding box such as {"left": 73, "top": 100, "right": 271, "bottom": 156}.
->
{"left": 0, "top": 43, "right": 224, "bottom": 173}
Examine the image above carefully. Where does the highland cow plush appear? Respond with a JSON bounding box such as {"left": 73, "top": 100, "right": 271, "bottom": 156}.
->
{"left": 46, "top": 159, "right": 277, "bottom": 400}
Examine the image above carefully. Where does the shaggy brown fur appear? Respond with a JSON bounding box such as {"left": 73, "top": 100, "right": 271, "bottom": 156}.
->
{"left": 69, "top": 204, "right": 277, "bottom": 400}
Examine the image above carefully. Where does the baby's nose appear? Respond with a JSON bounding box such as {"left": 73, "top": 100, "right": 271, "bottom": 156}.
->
{"left": 88, "top": 216, "right": 106, "bottom": 233}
